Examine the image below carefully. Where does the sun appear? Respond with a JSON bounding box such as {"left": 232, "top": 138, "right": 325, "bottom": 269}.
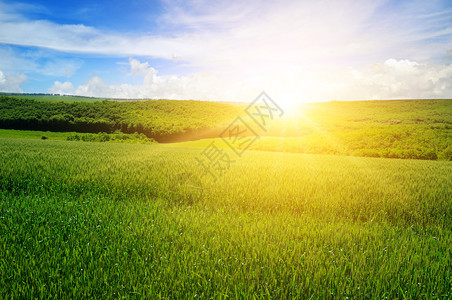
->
{"left": 277, "top": 96, "right": 303, "bottom": 117}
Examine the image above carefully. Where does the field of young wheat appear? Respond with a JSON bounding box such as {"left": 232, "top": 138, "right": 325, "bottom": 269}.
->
{"left": 0, "top": 138, "right": 451, "bottom": 298}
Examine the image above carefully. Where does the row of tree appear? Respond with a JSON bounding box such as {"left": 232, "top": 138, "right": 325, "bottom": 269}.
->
{"left": 0, "top": 96, "right": 241, "bottom": 142}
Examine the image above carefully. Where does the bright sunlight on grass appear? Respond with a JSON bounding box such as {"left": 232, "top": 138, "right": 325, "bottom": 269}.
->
{"left": 1, "top": 138, "right": 450, "bottom": 298}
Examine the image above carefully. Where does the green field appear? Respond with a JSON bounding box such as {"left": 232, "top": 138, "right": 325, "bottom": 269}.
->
{"left": 1, "top": 95, "right": 451, "bottom": 159}
{"left": 0, "top": 129, "right": 156, "bottom": 144}
{"left": 1, "top": 138, "right": 450, "bottom": 298}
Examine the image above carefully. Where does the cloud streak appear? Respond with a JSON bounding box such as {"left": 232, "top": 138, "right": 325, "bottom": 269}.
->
{"left": 2, "top": 0, "right": 451, "bottom": 64}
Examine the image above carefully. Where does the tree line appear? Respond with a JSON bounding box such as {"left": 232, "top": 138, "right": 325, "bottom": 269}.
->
{"left": 0, "top": 96, "right": 241, "bottom": 142}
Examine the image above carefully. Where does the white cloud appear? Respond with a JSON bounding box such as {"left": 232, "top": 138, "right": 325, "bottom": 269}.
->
{"left": 48, "top": 81, "right": 74, "bottom": 94}
{"left": 48, "top": 58, "right": 452, "bottom": 101}
{"left": 0, "top": 69, "right": 27, "bottom": 92}
{"left": 129, "top": 58, "right": 154, "bottom": 77}
{"left": 48, "top": 58, "right": 228, "bottom": 100}
{"left": 337, "top": 59, "right": 452, "bottom": 100}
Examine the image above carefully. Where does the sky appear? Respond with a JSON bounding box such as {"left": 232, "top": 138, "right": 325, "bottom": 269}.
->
{"left": 0, "top": 0, "right": 452, "bottom": 104}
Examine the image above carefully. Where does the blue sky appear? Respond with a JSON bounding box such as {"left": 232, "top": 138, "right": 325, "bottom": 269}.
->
{"left": 0, "top": 0, "right": 451, "bottom": 103}
{"left": 3, "top": 0, "right": 165, "bottom": 32}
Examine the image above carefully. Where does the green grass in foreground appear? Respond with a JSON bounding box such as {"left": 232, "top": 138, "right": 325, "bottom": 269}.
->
{"left": 0, "top": 138, "right": 451, "bottom": 298}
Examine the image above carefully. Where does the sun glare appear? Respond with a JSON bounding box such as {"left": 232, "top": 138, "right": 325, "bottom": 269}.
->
{"left": 278, "top": 97, "right": 303, "bottom": 117}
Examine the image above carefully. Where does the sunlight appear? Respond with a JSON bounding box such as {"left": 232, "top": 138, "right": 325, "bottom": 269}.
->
{"left": 277, "top": 95, "right": 304, "bottom": 117}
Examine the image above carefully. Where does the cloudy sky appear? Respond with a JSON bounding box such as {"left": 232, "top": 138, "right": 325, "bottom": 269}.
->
{"left": 0, "top": 0, "right": 451, "bottom": 104}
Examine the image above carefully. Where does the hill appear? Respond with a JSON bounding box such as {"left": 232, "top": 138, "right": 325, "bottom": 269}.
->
{"left": 0, "top": 95, "right": 451, "bottom": 159}
{"left": 243, "top": 99, "right": 452, "bottom": 160}
{"left": 0, "top": 95, "right": 241, "bottom": 142}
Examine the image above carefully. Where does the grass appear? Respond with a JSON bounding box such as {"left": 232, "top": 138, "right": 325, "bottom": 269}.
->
{"left": 0, "top": 129, "right": 156, "bottom": 144}
{"left": 0, "top": 138, "right": 450, "bottom": 298}
{"left": 249, "top": 99, "right": 452, "bottom": 160}
{"left": 0, "top": 129, "right": 76, "bottom": 140}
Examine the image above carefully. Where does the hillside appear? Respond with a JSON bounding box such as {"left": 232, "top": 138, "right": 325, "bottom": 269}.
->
{"left": 244, "top": 99, "right": 452, "bottom": 160}
{"left": 0, "top": 96, "right": 241, "bottom": 142}
{"left": 0, "top": 95, "right": 451, "bottom": 159}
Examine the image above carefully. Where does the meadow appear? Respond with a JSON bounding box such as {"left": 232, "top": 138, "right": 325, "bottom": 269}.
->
{"left": 0, "top": 138, "right": 450, "bottom": 298}
{"left": 252, "top": 99, "right": 452, "bottom": 160}
{"left": 0, "top": 129, "right": 156, "bottom": 143}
